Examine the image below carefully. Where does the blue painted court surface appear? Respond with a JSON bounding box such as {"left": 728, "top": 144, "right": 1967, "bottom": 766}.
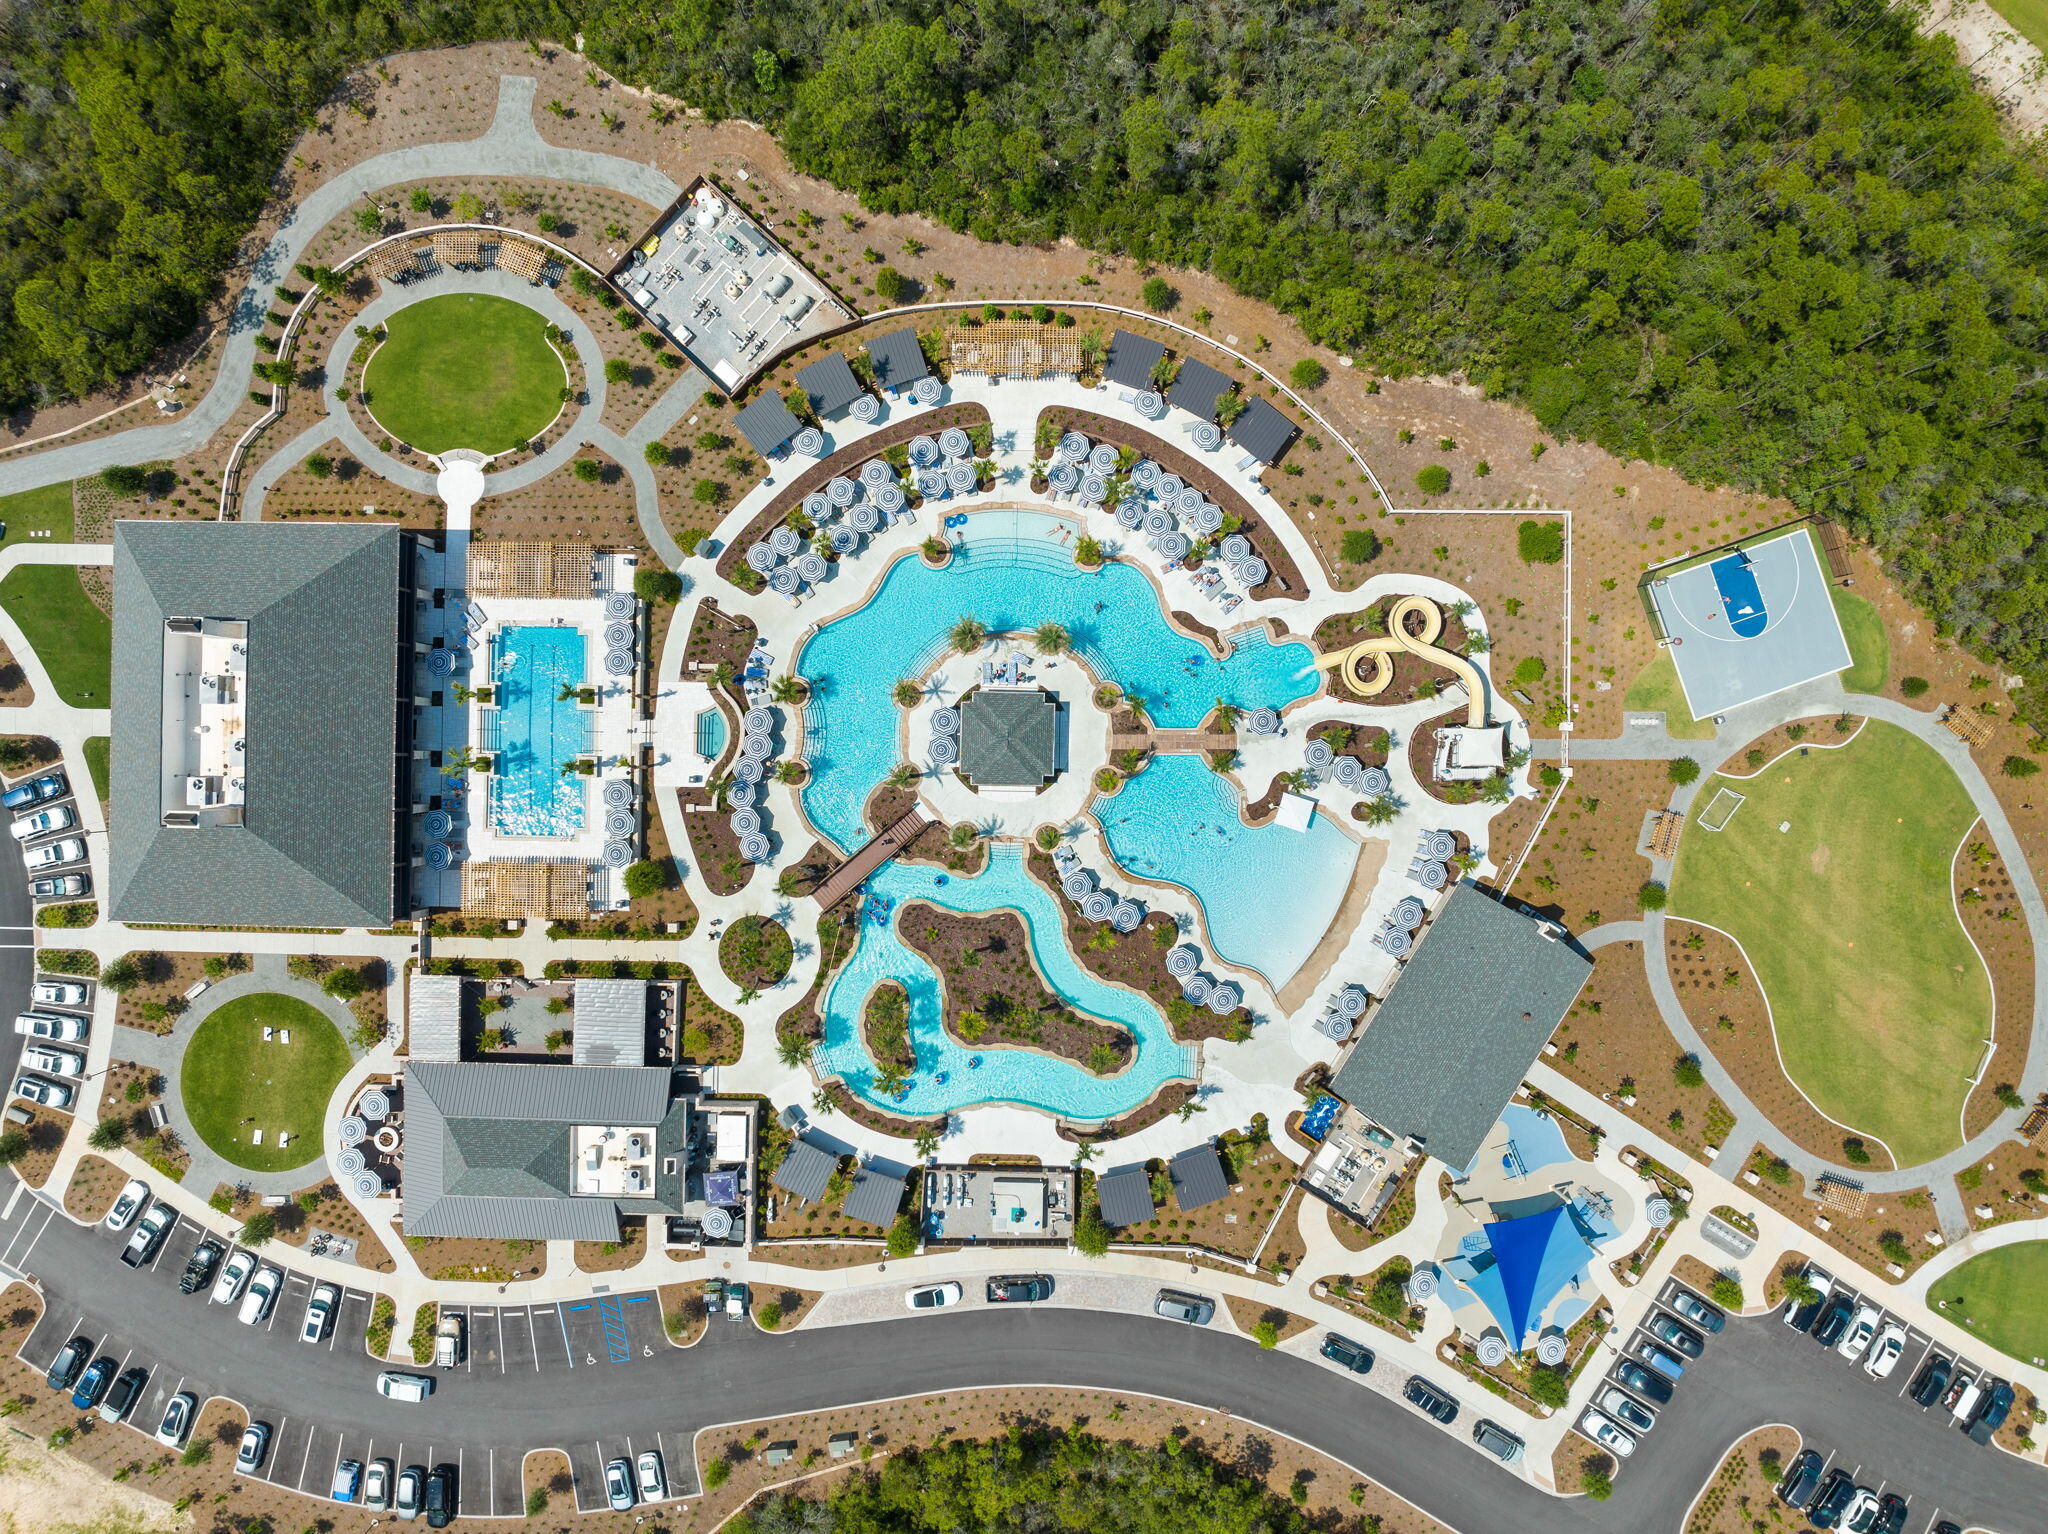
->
{"left": 1646, "top": 526, "right": 1852, "bottom": 717}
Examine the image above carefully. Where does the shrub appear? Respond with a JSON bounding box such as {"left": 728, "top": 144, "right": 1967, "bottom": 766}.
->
{"left": 604, "top": 357, "right": 630, "bottom": 383}
{"left": 304, "top": 453, "right": 333, "bottom": 479}
{"left": 1538, "top": 764, "right": 1563, "bottom": 788}
{"left": 1900, "top": 675, "right": 1930, "bottom": 698}
{"left": 622, "top": 858, "right": 673, "bottom": 900}
{"left": 634, "top": 567, "right": 683, "bottom": 604}
{"left": 1415, "top": 464, "right": 1451, "bottom": 495}
{"left": 1074, "top": 1204, "right": 1110, "bottom": 1257}
{"left": 757, "top": 1301, "right": 784, "bottom": 1329}
{"left": 1710, "top": 1276, "right": 1744, "bottom": 1310}
{"left": 873, "top": 265, "right": 907, "bottom": 302}
{"left": 88, "top": 1116, "right": 128, "bottom": 1151}
{"left": 1526, "top": 1366, "right": 1569, "bottom": 1408}
{"left": 1140, "top": 276, "right": 1174, "bottom": 311}
{"left": 1251, "top": 1319, "right": 1280, "bottom": 1349}
{"left": 1673, "top": 1053, "right": 1704, "bottom": 1088}
{"left": 1639, "top": 880, "right": 1668, "bottom": 911}
{"left": 1289, "top": 358, "right": 1327, "bottom": 389}
{"left": 1339, "top": 528, "right": 1381, "bottom": 563}
{"left": 572, "top": 458, "right": 603, "bottom": 483}
{"left": 887, "top": 1213, "right": 918, "bottom": 1258}
{"left": 704, "top": 1459, "right": 731, "bottom": 1490}
{"left": 98, "top": 956, "right": 144, "bottom": 992}
{"left": 2002, "top": 755, "right": 2039, "bottom": 779}
{"left": 1668, "top": 756, "right": 1701, "bottom": 785}
{"left": 321, "top": 964, "right": 366, "bottom": 1001}
{"left": 1843, "top": 1137, "right": 1872, "bottom": 1165}
{"left": 1582, "top": 1467, "right": 1613, "bottom": 1500}
{"left": 101, "top": 464, "right": 147, "bottom": 497}
{"left": 1517, "top": 518, "right": 1566, "bottom": 563}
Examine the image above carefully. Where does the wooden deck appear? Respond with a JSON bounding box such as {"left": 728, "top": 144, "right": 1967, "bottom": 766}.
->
{"left": 808, "top": 803, "right": 935, "bottom": 912}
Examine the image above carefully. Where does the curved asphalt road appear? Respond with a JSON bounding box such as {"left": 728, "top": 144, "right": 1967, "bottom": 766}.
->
{"left": 4, "top": 1182, "right": 2040, "bottom": 1534}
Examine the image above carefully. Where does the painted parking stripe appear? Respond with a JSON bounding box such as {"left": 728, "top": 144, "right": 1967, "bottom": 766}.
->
{"left": 556, "top": 1303, "right": 576, "bottom": 1367}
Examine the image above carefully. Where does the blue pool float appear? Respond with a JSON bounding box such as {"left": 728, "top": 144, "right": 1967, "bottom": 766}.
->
{"left": 967, "top": 1055, "right": 982, "bottom": 1069}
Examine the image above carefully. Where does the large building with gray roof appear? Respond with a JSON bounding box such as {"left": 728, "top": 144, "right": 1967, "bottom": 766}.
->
{"left": 1327, "top": 882, "right": 1591, "bottom": 1172}
{"left": 108, "top": 520, "right": 416, "bottom": 929}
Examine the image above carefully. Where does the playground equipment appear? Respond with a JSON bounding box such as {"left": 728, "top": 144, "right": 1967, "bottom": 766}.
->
{"left": 1313, "top": 594, "right": 1488, "bottom": 728}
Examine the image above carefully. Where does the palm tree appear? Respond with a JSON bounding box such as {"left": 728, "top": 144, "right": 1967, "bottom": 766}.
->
{"left": 769, "top": 674, "right": 807, "bottom": 705}
{"left": 1211, "top": 698, "right": 1241, "bottom": 732}
{"left": 1356, "top": 795, "right": 1399, "bottom": 826}
{"left": 887, "top": 763, "right": 921, "bottom": 791}
{"left": 892, "top": 679, "right": 922, "bottom": 708}
{"left": 558, "top": 682, "right": 581, "bottom": 702}
{"left": 1074, "top": 535, "right": 1104, "bottom": 568}
{"left": 777, "top": 1033, "right": 812, "bottom": 1068}
{"left": 913, "top": 1125, "right": 941, "bottom": 1161}
{"left": 948, "top": 614, "right": 987, "bottom": 655}
{"left": 1032, "top": 622, "right": 1070, "bottom": 657}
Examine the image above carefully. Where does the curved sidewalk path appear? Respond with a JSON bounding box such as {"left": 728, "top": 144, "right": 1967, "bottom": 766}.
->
{"left": 1546, "top": 674, "right": 2048, "bottom": 1235}
{"left": 0, "top": 74, "right": 681, "bottom": 501}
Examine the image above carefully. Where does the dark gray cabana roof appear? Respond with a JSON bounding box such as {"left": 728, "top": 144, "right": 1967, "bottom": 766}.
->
{"left": 1327, "top": 882, "right": 1593, "bottom": 1171}
{"left": 1104, "top": 330, "right": 1167, "bottom": 391}
{"left": 1169, "top": 1143, "right": 1229, "bottom": 1211}
{"left": 109, "top": 521, "right": 405, "bottom": 928}
{"left": 733, "top": 393, "right": 803, "bottom": 456}
{"left": 841, "top": 1163, "right": 907, "bottom": 1227}
{"left": 795, "top": 352, "right": 866, "bottom": 419}
{"left": 1166, "top": 358, "right": 1234, "bottom": 421}
{"left": 1095, "top": 1164, "right": 1156, "bottom": 1228}
{"left": 864, "top": 328, "right": 931, "bottom": 388}
{"left": 771, "top": 1136, "right": 838, "bottom": 1203}
{"left": 958, "top": 687, "right": 1059, "bottom": 787}
{"left": 1226, "top": 396, "right": 1300, "bottom": 465}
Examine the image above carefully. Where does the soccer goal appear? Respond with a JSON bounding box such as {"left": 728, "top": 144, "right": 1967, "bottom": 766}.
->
{"left": 1696, "top": 786, "right": 1745, "bottom": 832}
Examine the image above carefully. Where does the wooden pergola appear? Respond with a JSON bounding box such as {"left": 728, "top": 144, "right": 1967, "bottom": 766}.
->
{"left": 948, "top": 322, "right": 1082, "bottom": 379}
{"left": 364, "top": 245, "right": 414, "bottom": 283}
{"left": 467, "top": 541, "right": 596, "bottom": 600}
{"left": 496, "top": 240, "right": 549, "bottom": 282}
{"left": 460, "top": 859, "right": 590, "bottom": 920}
{"left": 432, "top": 231, "right": 482, "bottom": 269}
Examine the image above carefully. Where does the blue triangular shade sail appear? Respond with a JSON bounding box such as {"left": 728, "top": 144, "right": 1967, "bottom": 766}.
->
{"left": 1462, "top": 1205, "right": 1595, "bottom": 1347}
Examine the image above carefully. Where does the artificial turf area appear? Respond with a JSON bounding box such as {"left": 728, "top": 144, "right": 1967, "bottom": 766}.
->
{"left": 180, "top": 992, "right": 349, "bottom": 1173}
{"left": 1927, "top": 1243, "right": 2048, "bottom": 1367}
{"left": 1622, "top": 651, "right": 1715, "bottom": 739}
{"left": 0, "top": 562, "right": 110, "bottom": 707}
{"left": 363, "top": 292, "right": 565, "bottom": 454}
{"left": 1670, "top": 719, "right": 1988, "bottom": 1167}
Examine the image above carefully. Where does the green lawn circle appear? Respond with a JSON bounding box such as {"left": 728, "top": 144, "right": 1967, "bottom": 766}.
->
{"left": 1926, "top": 1243, "right": 2048, "bottom": 1367}
{"left": 180, "top": 993, "right": 351, "bottom": 1173}
{"left": 362, "top": 292, "right": 566, "bottom": 455}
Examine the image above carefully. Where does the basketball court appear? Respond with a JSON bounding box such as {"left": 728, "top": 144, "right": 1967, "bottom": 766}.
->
{"left": 1644, "top": 525, "right": 1852, "bottom": 716}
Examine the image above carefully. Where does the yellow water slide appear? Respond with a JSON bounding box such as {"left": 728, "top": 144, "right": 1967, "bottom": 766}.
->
{"left": 1313, "top": 595, "right": 1489, "bottom": 727}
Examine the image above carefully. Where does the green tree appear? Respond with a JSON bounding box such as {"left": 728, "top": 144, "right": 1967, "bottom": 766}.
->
{"left": 1639, "top": 880, "right": 1668, "bottom": 911}
{"left": 604, "top": 357, "right": 631, "bottom": 384}
{"left": 239, "top": 1210, "right": 277, "bottom": 1248}
{"left": 1140, "top": 276, "right": 1174, "bottom": 311}
{"left": 100, "top": 464, "right": 147, "bottom": 497}
{"left": 1673, "top": 1053, "right": 1704, "bottom": 1089}
{"left": 1526, "top": 1367, "right": 1569, "bottom": 1408}
{"left": 1339, "top": 528, "right": 1381, "bottom": 563}
{"left": 1416, "top": 464, "right": 1450, "bottom": 495}
{"left": 1074, "top": 1203, "right": 1110, "bottom": 1257}
{"left": 321, "top": 964, "right": 365, "bottom": 1001}
{"left": 886, "top": 1213, "right": 918, "bottom": 1258}
{"left": 622, "top": 859, "right": 672, "bottom": 900}
{"left": 572, "top": 458, "right": 603, "bottom": 483}
{"left": 1289, "top": 358, "right": 1326, "bottom": 390}
{"left": 1517, "top": 520, "right": 1565, "bottom": 564}
{"left": 0, "top": 1131, "right": 27, "bottom": 1167}
{"left": 873, "top": 265, "right": 907, "bottom": 302}
{"left": 1668, "top": 757, "right": 1701, "bottom": 786}
{"left": 634, "top": 567, "right": 683, "bottom": 604}
{"left": 948, "top": 614, "right": 987, "bottom": 654}
{"left": 1032, "top": 621, "right": 1070, "bottom": 655}
{"left": 98, "top": 956, "right": 145, "bottom": 993}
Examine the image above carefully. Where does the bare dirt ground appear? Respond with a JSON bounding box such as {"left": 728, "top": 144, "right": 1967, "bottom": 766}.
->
{"left": 1918, "top": 0, "right": 2048, "bottom": 135}
{"left": 1509, "top": 759, "right": 1674, "bottom": 931}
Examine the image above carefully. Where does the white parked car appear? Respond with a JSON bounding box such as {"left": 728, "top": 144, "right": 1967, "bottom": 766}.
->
{"left": 375, "top": 1371, "right": 433, "bottom": 1402}
{"left": 10, "top": 804, "right": 74, "bottom": 840}
{"left": 211, "top": 1249, "right": 256, "bottom": 1306}
{"left": 238, "top": 1263, "right": 283, "bottom": 1325}
{"left": 30, "top": 982, "right": 89, "bottom": 1008}
{"left": 15, "top": 1011, "right": 86, "bottom": 1041}
{"left": 301, "top": 1281, "right": 340, "bottom": 1343}
{"left": 363, "top": 1458, "right": 393, "bottom": 1513}
{"left": 604, "top": 1458, "right": 635, "bottom": 1512}
{"left": 1577, "top": 1408, "right": 1636, "bottom": 1458}
{"left": 23, "top": 838, "right": 85, "bottom": 870}
{"left": 13, "top": 1074, "right": 72, "bottom": 1109}
{"left": 906, "top": 1282, "right": 963, "bottom": 1311}
{"left": 21, "top": 1044, "right": 83, "bottom": 1077}
{"left": 1863, "top": 1321, "right": 1908, "bottom": 1379}
{"left": 636, "top": 1450, "right": 667, "bottom": 1503}
{"left": 154, "top": 1391, "right": 196, "bottom": 1448}
{"left": 1837, "top": 1303, "right": 1881, "bottom": 1361}
{"left": 104, "top": 1178, "right": 150, "bottom": 1231}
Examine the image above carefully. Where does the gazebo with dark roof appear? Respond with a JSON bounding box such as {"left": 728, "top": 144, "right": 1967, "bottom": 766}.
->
{"left": 770, "top": 1136, "right": 838, "bottom": 1204}
{"left": 1166, "top": 357, "right": 1234, "bottom": 421}
{"left": 1227, "top": 397, "right": 1300, "bottom": 465}
{"left": 864, "top": 328, "right": 931, "bottom": 390}
{"left": 957, "top": 687, "right": 1060, "bottom": 788}
{"left": 1169, "top": 1143, "right": 1229, "bottom": 1212}
{"left": 1095, "top": 1165, "right": 1156, "bottom": 1228}
{"left": 1104, "top": 330, "right": 1167, "bottom": 391}
{"left": 841, "top": 1164, "right": 907, "bottom": 1227}
{"left": 795, "top": 352, "right": 866, "bottom": 419}
{"left": 733, "top": 393, "right": 803, "bottom": 457}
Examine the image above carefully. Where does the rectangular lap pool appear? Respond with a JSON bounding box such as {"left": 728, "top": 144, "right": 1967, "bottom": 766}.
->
{"left": 487, "top": 623, "right": 591, "bottom": 838}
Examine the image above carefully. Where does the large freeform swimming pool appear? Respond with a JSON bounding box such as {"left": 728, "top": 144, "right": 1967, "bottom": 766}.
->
{"left": 488, "top": 624, "right": 590, "bottom": 838}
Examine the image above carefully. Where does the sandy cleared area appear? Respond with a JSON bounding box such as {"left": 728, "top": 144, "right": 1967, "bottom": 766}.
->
{"left": 0, "top": 1432, "right": 187, "bottom": 1534}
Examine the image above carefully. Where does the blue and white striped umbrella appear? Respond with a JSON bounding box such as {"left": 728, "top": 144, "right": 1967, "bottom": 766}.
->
{"left": 335, "top": 1148, "right": 366, "bottom": 1175}
{"left": 848, "top": 505, "right": 880, "bottom": 534}
{"left": 1061, "top": 871, "right": 1096, "bottom": 899}
{"left": 1110, "top": 900, "right": 1142, "bottom": 933}
{"left": 353, "top": 1172, "right": 385, "bottom": 1200}
{"left": 770, "top": 566, "right": 801, "bottom": 595}
{"left": 826, "top": 476, "right": 857, "bottom": 507}
{"left": 604, "top": 649, "right": 634, "bottom": 676}
{"left": 605, "top": 808, "right": 635, "bottom": 837}
{"left": 915, "top": 470, "right": 946, "bottom": 499}
{"left": 1207, "top": 982, "right": 1241, "bottom": 1014}
{"left": 1248, "top": 707, "right": 1281, "bottom": 735}
{"left": 938, "top": 426, "right": 971, "bottom": 460}
{"left": 426, "top": 647, "right": 454, "bottom": 677}
{"left": 1114, "top": 498, "right": 1145, "bottom": 529}
{"left": 739, "top": 834, "right": 772, "bottom": 862}
{"left": 1220, "top": 533, "right": 1251, "bottom": 562}
{"left": 604, "top": 620, "right": 634, "bottom": 649}
{"left": 1360, "top": 766, "right": 1391, "bottom": 796}
{"left": 946, "top": 463, "right": 976, "bottom": 494}
{"left": 1080, "top": 890, "right": 1115, "bottom": 921}
{"left": 1338, "top": 985, "right": 1369, "bottom": 1017}
{"left": 1189, "top": 501, "right": 1224, "bottom": 534}
{"left": 727, "top": 778, "right": 757, "bottom": 805}
{"left": 770, "top": 525, "right": 803, "bottom": 557}
{"left": 1238, "top": 557, "right": 1269, "bottom": 586}
{"left": 424, "top": 809, "right": 452, "bottom": 839}
{"left": 1135, "top": 391, "right": 1164, "bottom": 418}
{"left": 1305, "top": 739, "right": 1334, "bottom": 770}
{"left": 602, "top": 780, "right": 634, "bottom": 811}
{"left": 872, "top": 484, "right": 905, "bottom": 514}
{"left": 741, "top": 733, "right": 772, "bottom": 762}
{"left": 861, "top": 460, "right": 895, "bottom": 490}
{"left": 796, "top": 552, "right": 829, "bottom": 584}
{"left": 338, "top": 1117, "right": 366, "bottom": 1147}
{"left": 1192, "top": 421, "right": 1222, "bottom": 450}
{"left": 357, "top": 1090, "right": 390, "bottom": 1121}
{"left": 1155, "top": 473, "right": 1184, "bottom": 499}
{"left": 744, "top": 707, "right": 774, "bottom": 734}
{"left": 1087, "top": 443, "right": 1118, "bottom": 475}
{"left": 1165, "top": 944, "right": 1200, "bottom": 977}
{"left": 1175, "top": 486, "right": 1204, "bottom": 514}
{"left": 604, "top": 590, "right": 636, "bottom": 620}
{"left": 746, "top": 543, "right": 779, "bottom": 573}
{"left": 912, "top": 376, "right": 942, "bottom": 406}
{"left": 1158, "top": 531, "right": 1191, "bottom": 562}
{"left": 603, "top": 839, "right": 633, "bottom": 868}
{"left": 908, "top": 435, "right": 940, "bottom": 466}
{"left": 849, "top": 393, "right": 879, "bottom": 422}
{"left": 731, "top": 757, "right": 761, "bottom": 784}
{"left": 1181, "top": 974, "right": 1212, "bottom": 1004}
{"left": 792, "top": 427, "right": 825, "bottom": 457}
{"left": 424, "top": 840, "right": 452, "bottom": 871}
{"left": 829, "top": 524, "right": 859, "bottom": 554}
{"left": 1143, "top": 507, "right": 1174, "bottom": 537}
{"left": 1393, "top": 898, "right": 1426, "bottom": 931}
{"left": 1047, "top": 462, "right": 1079, "bottom": 493}
{"left": 1332, "top": 755, "right": 1364, "bottom": 788}
{"left": 930, "top": 707, "right": 961, "bottom": 736}
{"left": 928, "top": 735, "right": 958, "bottom": 765}
{"left": 1131, "top": 460, "right": 1161, "bottom": 489}
{"left": 731, "top": 809, "right": 761, "bottom": 836}
{"left": 1077, "top": 473, "right": 1107, "bottom": 503}
{"left": 1056, "top": 431, "right": 1090, "bottom": 463}
{"left": 804, "top": 493, "right": 832, "bottom": 522}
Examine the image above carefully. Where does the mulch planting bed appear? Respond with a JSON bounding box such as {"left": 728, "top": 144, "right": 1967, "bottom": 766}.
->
{"left": 720, "top": 914, "right": 795, "bottom": 991}
{"left": 216, "top": 1179, "right": 396, "bottom": 1273}
{"left": 1550, "top": 944, "right": 1739, "bottom": 1164}
{"left": 1306, "top": 718, "right": 1388, "bottom": 769}
{"left": 474, "top": 448, "right": 642, "bottom": 547}
{"left": 1740, "top": 1152, "right": 1942, "bottom": 1276}
{"left": 681, "top": 789, "right": 754, "bottom": 896}
{"left": 399, "top": 1233, "right": 543, "bottom": 1283}
{"left": 1405, "top": 704, "right": 1516, "bottom": 809}
{"left": 1683, "top": 1425, "right": 1801, "bottom": 1534}
{"left": 95, "top": 1062, "right": 187, "bottom": 1182}
{"left": 898, "top": 903, "right": 1131, "bottom": 1075}
{"left": 62, "top": 1155, "right": 126, "bottom": 1221}
{"left": 264, "top": 460, "right": 446, "bottom": 528}
{"left": 1952, "top": 1140, "right": 2048, "bottom": 1233}
{"left": 1513, "top": 759, "right": 1676, "bottom": 930}
{"left": 573, "top": 1219, "right": 646, "bottom": 1273}
{"left": 711, "top": 402, "right": 992, "bottom": 585}
{"left": 1222, "top": 1294, "right": 1314, "bottom": 1346}
{"left": 111, "top": 951, "right": 243, "bottom": 1035}
{"left": 1098, "top": 1127, "right": 1293, "bottom": 1263}
{"left": 1953, "top": 825, "right": 2037, "bottom": 1138}
{"left": 0, "top": 639, "right": 33, "bottom": 706}
{"left": 1032, "top": 404, "right": 1308, "bottom": 604}
{"left": 10, "top": 1103, "right": 67, "bottom": 1188}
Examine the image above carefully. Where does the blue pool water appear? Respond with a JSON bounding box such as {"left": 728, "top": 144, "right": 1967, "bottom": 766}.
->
{"left": 488, "top": 624, "right": 589, "bottom": 838}
{"left": 797, "top": 508, "right": 1321, "bottom": 853}
{"left": 1096, "top": 753, "right": 1360, "bottom": 984}
{"left": 814, "top": 847, "right": 1194, "bottom": 1121}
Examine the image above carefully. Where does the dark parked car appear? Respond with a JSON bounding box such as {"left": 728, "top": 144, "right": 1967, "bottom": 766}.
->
{"left": 1911, "top": 1353, "right": 1953, "bottom": 1407}
{"left": 1320, "top": 1334, "right": 1374, "bottom": 1373}
{"left": 1812, "top": 1294, "right": 1856, "bottom": 1349}
{"left": 1807, "top": 1469, "right": 1857, "bottom": 1530}
{"left": 1968, "top": 1380, "right": 2015, "bottom": 1445}
{"left": 70, "top": 1355, "right": 116, "bottom": 1411}
{"left": 1784, "top": 1288, "right": 1826, "bottom": 1333}
{"left": 1872, "top": 1493, "right": 1908, "bottom": 1534}
{"left": 45, "top": 1336, "right": 91, "bottom": 1391}
{"left": 1645, "top": 1312, "right": 1706, "bottom": 1359}
{"left": 179, "top": 1239, "right": 224, "bottom": 1296}
{"left": 1612, "top": 1361, "right": 1674, "bottom": 1405}
{"left": 985, "top": 1275, "right": 1053, "bottom": 1304}
{"left": 1403, "top": 1376, "right": 1458, "bottom": 1424}
{"left": 1777, "top": 1449, "right": 1824, "bottom": 1508}
{"left": 424, "top": 1464, "right": 456, "bottom": 1529}
{"left": 100, "top": 1364, "right": 148, "bottom": 1423}
{"left": 1667, "top": 1290, "right": 1726, "bottom": 1334}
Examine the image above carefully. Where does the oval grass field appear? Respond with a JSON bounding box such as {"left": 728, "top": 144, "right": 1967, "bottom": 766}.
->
{"left": 180, "top": 992, "right": 350, "bottom": 1173}
{"left": 1670, "top": 720, "right": 1990, "bottom": 1168}
{"left": 363, "top": 292, "right": 565, "bottom": 455}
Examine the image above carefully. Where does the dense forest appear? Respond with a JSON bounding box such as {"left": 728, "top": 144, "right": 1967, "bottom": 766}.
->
{"left": 3, "top": 1, "right": 2046, "bottom": 720}
{"left": 726, "top": 1428, "right": 1341, "bottom": 1534}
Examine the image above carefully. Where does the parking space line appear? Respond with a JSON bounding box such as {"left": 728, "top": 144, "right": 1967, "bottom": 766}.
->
{"left": 526, "top": 1305, "right": 540, "bottom": 1370}
{"left": 556, "top": 1303, "right": 575, "bottom": 1367}
{"left": 295, "top": 1424, "right": 315, "bottom": 1489}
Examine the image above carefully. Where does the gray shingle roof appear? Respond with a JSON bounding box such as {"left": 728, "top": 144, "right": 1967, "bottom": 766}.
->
{"left": 1095, "top": 1164, "right": 1156, "bottom": 1228}
{"left": 401, "top": 1061, "right": 680, "bottom": 1240}
{"left": 864, "top": 328, "right": 930, "bottom": 389}
{"left": 1104, "top": 330, "right": 1166, "bottom": 391}
{"left": 108, "top": 521, "right": 406, "bottom": 928}
{"left": 795, "top": 352, "right": 866, "bottom": 418}
{"left": 1169, "top": 1143, "right": 1229, "bottom": 1212}
{"left": 572, "top": 979, "right": 646, "bottom": 1067}
{"left": 733, "top": 393, "right": 802, "bottom": 456}
{"left": 1327, "top": 882, "right": 1592, "bottom": 1171}
{"left": 407, "top": 974, "right": 465, "bottom": 1064}
{"left": 1226, "top": 396, "right": 1299, "bottom": 465}
{"left": 771, "top": 1136, "right": 837, "bottom": 1203}
{"left": 958, "top": 688, "right": 1059, "bottom": 787}
{"left": 1167, "top": 358, "right": 1234, "bottom": 421}
{"left": 841, "top": 1164, "right": 905, "bottom": 1227}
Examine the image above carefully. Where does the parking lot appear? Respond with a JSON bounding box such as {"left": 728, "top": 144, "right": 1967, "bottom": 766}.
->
{"left": 440, "top": 1288, "right": 670, "bottom": 1375}
{"left": 4, "top": 759, "right": 91, "bottom": 1117}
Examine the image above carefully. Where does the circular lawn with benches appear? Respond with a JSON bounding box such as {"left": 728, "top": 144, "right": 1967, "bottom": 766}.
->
{"left": 180, "top": 992, "right": 350, "bottom": 1173}
{"left": 362, "top": 292, "right": 566, "bottom": 455}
